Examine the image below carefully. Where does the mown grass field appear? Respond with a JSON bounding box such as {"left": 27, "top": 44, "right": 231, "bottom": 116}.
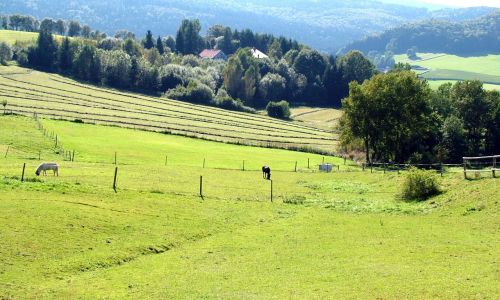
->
{"left": 0, "top": 65, "right": 337, "bottom": 153}
{"left": 0, "top": 29, "right": 69, "bottom": 45}
{"left": 290, "top": 107, "right": 342, "bottom": 131}
{"left": 395, "top": 53, "right": 500, "bottom": 90}
{"left": 0, "top": 115, "right": 498, "bottom": 298}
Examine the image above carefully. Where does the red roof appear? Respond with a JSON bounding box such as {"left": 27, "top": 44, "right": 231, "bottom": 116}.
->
{"left": 199, "top": 49, "right": 223, "bottom": 59}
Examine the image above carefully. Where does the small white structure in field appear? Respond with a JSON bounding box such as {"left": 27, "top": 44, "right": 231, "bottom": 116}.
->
{"left": 319, "top": 163, "right": 333, "bottom": 172}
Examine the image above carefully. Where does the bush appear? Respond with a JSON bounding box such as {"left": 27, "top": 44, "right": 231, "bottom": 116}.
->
{"left": 400, "top": 167, "right": 440, "bottom": 201}
{"left": 212, "top": 89, "right": 255, "bottom": 113}
{"left": 165, "top": 80, "right": 213, "bottom": 104}
{"left": 266, "top": 100, "right": 291, "bottom": 119}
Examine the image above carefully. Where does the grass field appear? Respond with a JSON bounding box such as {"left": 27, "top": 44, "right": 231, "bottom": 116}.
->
{"left": 0, "top": 65, "right": 337, "bottom": 153}
{"left": 0, "top": 29, "right": 69, "bottom": 45}
{"left": 290, "top": 107, "right": 342, "bottom": 131}
{"left": 394, "top": 53, "right": 500, "bottom": 91}
{"left": 0, "top": 115, "right": 498, "bottom": 298}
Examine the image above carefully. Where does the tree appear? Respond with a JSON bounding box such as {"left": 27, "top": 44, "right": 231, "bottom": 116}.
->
{"left": 258, "top": 73, "right": 286, "bottom": 103}
{"left": 0, "top": 42, "right": 12, "bottom": 64}
{"left": 223, "top": 56, "right": 244, "bottom": 99}
{"left": 67, "top": 21, "right": 81, "bottom": 37}
{"left": 144, "top": 30, "right": 154, "bottom": 49}
{"left": 164, "top": 36, "right": 176, "bottom": 51}
{"left": 175, "top": 19, "right": 203, "bottom": 55}
{"left": 451, "top": 80, "right": 492, "bottom": 155}
{"left": 73, "top": 45, "right": 97, "bottom": 80}
{"left": 81, "top": 25, "right": 91, "bottom": 38}
{"left": 267, "top": 39, "right": 283, "bottom": 59}
{"left": 293, "top": 48, "right": 326, "bottom": 81}
{"left": 341, "top": 70, "right": 434, "bottom": 163}
{"left": 156, "top": 36, "right": 165, "bottom": 54}
{"left": 39, "top": 18, "right": 55, "bottom": 33}
{"left": 1, "top": 16, "right": 8, "bottom": 29}
{"left": 337, "top": 50, "right": 376, "bottom": 99}
{"left": 241, "top": 65, "right": 259, "bottom": 105}
{"left": 32, "top": 29, "right": 58, "bottom": 70}
{"left": 266, "top": 101, "right": 291, "bottom": 119}
{"left": 2, "top": 99, "right": 7, "bottom": 115}
{"left": 58, "top": 37, "right": 73, "bottom": 70}
{"left": 55, "top": 20, "right": 66, "bottom": 35}
{"left": 122, "top": 38, "right": 142, "bottom": 57}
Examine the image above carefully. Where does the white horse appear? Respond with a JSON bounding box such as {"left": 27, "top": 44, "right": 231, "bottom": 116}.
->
{"left": 35, "top": 162, "right": 59, "bottom": 176}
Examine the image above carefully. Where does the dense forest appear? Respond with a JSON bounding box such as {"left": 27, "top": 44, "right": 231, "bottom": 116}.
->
{"left": 343, "top": 12, "right": 500, "bottom": 55}
{"left": 1, "top": 0, "right": 498, "bottom": 52}
{"left": 1, "top": 15, "right": 377, "bottom": 114}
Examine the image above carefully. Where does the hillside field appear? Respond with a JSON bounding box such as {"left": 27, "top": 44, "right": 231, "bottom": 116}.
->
{"left": 394, "top": 53, "right": 500, "bottom": 90}
{"left": 0, "top": 115, "right": 498, "bottom": 298}
{"left": 0, "top": 66, "right": 337, "bottom": 153}
{"left": 0, "top": 29, "right": 68, "bottom": 45}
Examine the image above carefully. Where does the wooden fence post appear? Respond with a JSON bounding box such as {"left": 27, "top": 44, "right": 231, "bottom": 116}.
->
{"left": 463, "top": 159, "right": 467, "bottom": 179}
{"left": 492, "top": 158, "right": 496, "bottom": 178}
{"left": 203, "top": 158, "right": 205, "bottom": 168}
{"left": 242, "top": 160, "right": 245, "bottom": 171}
{"left": 72, "top": 150, "right": 75, "bottom": 162}
{"left": 21, "top": 163, "right": 26, "bottom": 182}
{"left": 270, "top": 180, "right": 273, "bottom": 202}
{"left": 4, "top": 146, "right": 9, "bottom": 158}
{"left": 322, "top": 157, "right": 325, "bottom": 164}
{"left": 199, "top": 176, "right": 203, "bottom": 198}
{"left": 383, "top": 163, "right": 386, "bottom": 174}
{"left": 307, "top": 158, "right": 310, "bottom": 169}
{"left": 114, "top": 152, "right": 117, "bottom": 165}
{"left": 294, "top": 161, "right": 297, "bottom": 172}
{"left": 370, "top": 163, "right": 373, "bottom": 173}
{"left": 55, "top": 135, "right": 58, "bottom": 147}
{"left": 344, "top": 157, "right": 346, "bottom": 165}
{"left": 362, "top": 163, "right": 365, "bottom": 171}
{"left": 165, "top": 155, "right": 168, "bottom": 166}
{"left": 113, "top": 167, "right": 118, "bottom": 192}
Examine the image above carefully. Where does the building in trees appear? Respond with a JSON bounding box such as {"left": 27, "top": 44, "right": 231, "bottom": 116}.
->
{"left": 199, "top": 49, "right": 227, "bottom": 61}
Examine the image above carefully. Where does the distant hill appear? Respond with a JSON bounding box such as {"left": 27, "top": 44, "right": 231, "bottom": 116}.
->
{"left": 1, "top": 0, "right": 498, "bottom": 53}
{"left": 342, "top": 12, "right": 500, "bottom": 55}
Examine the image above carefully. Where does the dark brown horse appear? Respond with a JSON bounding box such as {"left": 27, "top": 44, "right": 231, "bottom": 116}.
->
{"left": 262, "top": 166, "right": 271, "bottom": 180}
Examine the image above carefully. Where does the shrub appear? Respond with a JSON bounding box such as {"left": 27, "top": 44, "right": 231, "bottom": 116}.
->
{"left": 400, "top": 167, "right": 440, "bottom": 201}
{"left": 212, "top": 89, "right": 255, "bottom": 113}
{"left": 165, "top": 80, "right": 213, "bottom": 104}
{"left": 266, "top": 100, "right": 291, "bottom": 119}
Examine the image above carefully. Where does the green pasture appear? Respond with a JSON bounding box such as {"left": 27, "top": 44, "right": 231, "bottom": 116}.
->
{"left": 0, "top": 29, "right": 69, "bottom": 46}
{"left": 395, "top": 52, "right": 500, "bottom": 90}
{"left": 0, "top": 115, "right": 498, "bottom": 298}
{"left": 0, "top": 65, "right": 337, "bottom": 153}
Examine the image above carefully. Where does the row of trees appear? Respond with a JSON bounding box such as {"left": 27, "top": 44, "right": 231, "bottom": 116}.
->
{"left": 340, "top": 69, "right": 499, "bottom": 163}
{"left": 1, "top": 14, "right": 101, "bottom": 38}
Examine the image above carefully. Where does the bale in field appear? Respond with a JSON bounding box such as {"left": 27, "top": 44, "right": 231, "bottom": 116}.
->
{"left": 262, "top": 166, "right": 271, "bottom": 180}
{"left": 35, "top": 162, "right": 59, "bottom": 176}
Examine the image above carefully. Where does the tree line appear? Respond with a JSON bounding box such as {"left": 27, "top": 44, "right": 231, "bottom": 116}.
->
{"left": 339, "top": 67, "right": 500, "bottom": 164}
{"left": 5, "top": 17, "right": 378, "bottom": 116}
{"left": 1, "top": 14, "right": 103, "bottom": 39}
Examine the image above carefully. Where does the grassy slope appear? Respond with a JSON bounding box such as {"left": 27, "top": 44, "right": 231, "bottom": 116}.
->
{"left": 290, "top": 107, "right": 342, "bottom": 131}
{"left": 394, "top": 53, "right": 500, "bottom": 90}
{"left": 0, "top": 115, "right": 498, "bottom": 298}
{"left": 0, "top": 29, "right": 68, "bottom": 45}
{"left": 0, "top": 66, "right": 336, "bottom": 153}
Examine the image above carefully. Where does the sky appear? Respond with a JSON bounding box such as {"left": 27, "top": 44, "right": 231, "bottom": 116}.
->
{"left": 379, "top": 0, "right": 500, "bottom": 8}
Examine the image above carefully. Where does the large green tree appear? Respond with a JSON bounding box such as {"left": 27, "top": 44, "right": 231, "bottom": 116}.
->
{"left": 341, "top": 70, "right": 436, "bottom": 163}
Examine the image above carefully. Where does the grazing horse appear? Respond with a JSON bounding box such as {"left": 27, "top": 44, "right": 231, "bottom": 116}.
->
{"left": 262, "top": 166, "right": 271, "bottom": 180}
{"left": 35, "top": 162, "right": 59, "bottom": 176}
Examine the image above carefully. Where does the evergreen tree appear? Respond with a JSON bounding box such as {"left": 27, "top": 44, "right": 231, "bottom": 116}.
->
{"left": 35, "top": 29, "right": 58, "bottom": 70}
{"left": 58, "top": 37, "right": 72, "bottom": 71}
{"left": 144, "top": 30, "right": 154, "bottom": 49}
{"left": 156, "top": 36, "right": 165, "bottom": 54}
